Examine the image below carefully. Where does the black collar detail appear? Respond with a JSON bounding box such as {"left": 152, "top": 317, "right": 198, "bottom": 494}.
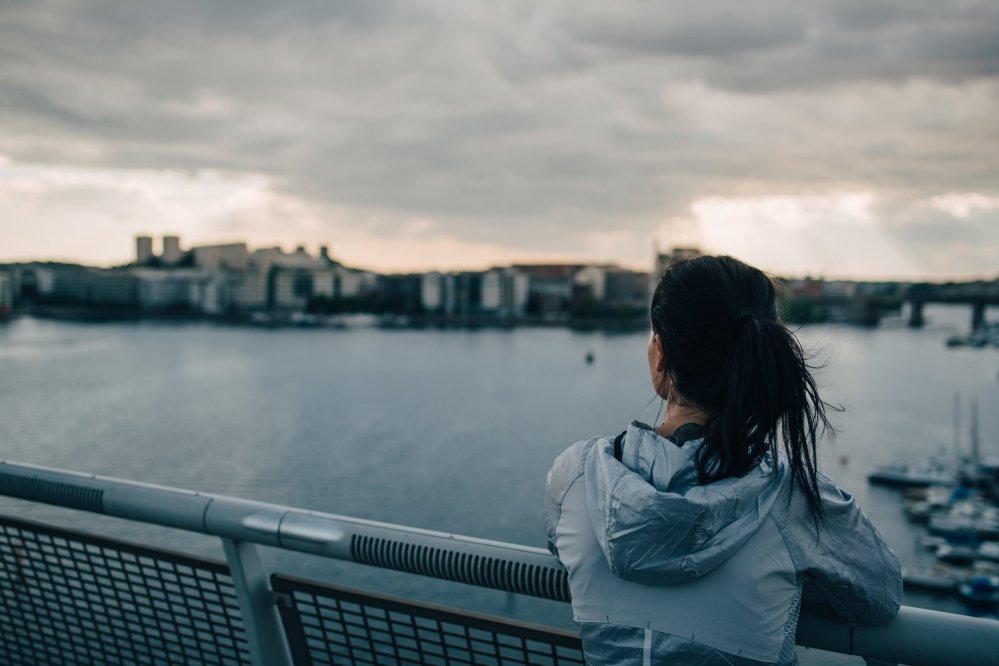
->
{"left": 667, "top": 422, "right": 705, "bottom": 447}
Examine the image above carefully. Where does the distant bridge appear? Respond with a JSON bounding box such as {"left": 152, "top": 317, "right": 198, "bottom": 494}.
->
{"left": 906, "top": 282, "right": 999, "bottom": 328}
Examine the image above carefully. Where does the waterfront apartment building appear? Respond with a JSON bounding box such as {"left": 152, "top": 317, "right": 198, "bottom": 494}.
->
{"left": 17, "top": 264, "right": 139, "bottom": 309}
{"left": 267, "top": 247, "right": 327, "bottom": 311}
{"left": 0, "top": 271, "right": 12, "bottom": 315}
{"left": 654, "top": 246, "right": 702, "bottom": 280}
{"left": 512, "top": 264, "right": 585, "bottom": 317}
{"left": 260, "top": 245, "right": 377, "bottom": 311}
{"left": 420, "top": 269, "right": 529, "bottom": 317}
{"left": 131, "top": 268, "right": 230, "bottom": 315}
{"left": 192, "top": 243, "right": 249, "bottom": 272}
{"left": 10, "top": 233, "right": 659, "bottom": 321}
{"left": 481, "top": 268, "right": 529, "bottom": 317}
{"left": 128, "top": 236, "right": 378, "bottom": 314}
{"left": 575, "top": 266, "right": 650, "bottom": 310}
{"left": 419, "top": 272, "right": 447, "bottom": 312}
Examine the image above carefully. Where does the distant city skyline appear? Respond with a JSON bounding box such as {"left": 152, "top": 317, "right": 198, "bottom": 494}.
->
{"left": 4, "top": 221, "right": 997, "bottom": 283}
{"left": 2, "top": 2, "right": 997, "bottom": 281}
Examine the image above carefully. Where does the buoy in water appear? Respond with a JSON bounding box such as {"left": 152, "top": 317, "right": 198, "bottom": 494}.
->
{"left": 585, "top": 352, "right": 595, "bottom": 365}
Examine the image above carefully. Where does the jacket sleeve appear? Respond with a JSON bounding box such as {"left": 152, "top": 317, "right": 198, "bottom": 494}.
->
{"left": 543, "top": 440, "right": 593, "bottom": 559}
{"left": 784, "top": 473, "right": 902, "bottom": 626}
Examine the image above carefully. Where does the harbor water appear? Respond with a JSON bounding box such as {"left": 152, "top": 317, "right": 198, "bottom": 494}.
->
{"left": 1, "top": 305, "right": 997, "bottom": 630}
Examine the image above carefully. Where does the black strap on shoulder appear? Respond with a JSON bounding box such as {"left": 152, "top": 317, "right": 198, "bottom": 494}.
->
{"left": 612, "top": 430, "right": 627, "bottom": 461}
{"left": 668, "top": 422, "right": 705, "bottom": 447}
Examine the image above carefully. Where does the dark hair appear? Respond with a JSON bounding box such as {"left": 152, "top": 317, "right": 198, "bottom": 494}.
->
{"left": 650, "top": 255, "right": 832, "bottom": 518}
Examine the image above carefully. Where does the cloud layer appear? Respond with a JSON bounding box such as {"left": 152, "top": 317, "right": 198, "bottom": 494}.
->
{"left": 1, "top": 1, "right": 997, "bottom": 277}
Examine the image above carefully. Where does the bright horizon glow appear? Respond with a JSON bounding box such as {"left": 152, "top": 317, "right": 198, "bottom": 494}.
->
{"left": 687, "top": 193, "right": 921, "bottom": 281}
{"left": 1, "top": 156, "right": 997, "bottom": 281}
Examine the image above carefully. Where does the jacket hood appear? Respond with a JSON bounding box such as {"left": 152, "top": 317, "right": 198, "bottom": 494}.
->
{"left": 584, "top": 420, "right": 789, "bottom": 585}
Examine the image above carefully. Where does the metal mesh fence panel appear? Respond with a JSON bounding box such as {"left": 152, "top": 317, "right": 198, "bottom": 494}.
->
{"left": 0, "top": 514, "right": 251, "bottom": 666}
{"left": 273, "top": 573, "right": 585, "bottom": 666}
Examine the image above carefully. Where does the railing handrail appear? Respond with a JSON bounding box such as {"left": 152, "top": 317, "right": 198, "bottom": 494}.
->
{"left": 2, "top": 459, "right": 998, "bottom": 666}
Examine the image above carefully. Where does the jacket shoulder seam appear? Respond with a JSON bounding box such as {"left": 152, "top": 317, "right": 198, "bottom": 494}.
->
{"left": 768, "top": 512, "right": 803, "bottom": 581}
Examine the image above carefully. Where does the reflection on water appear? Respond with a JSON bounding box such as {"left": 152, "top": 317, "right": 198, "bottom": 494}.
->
{"left": 0, "top": 305, "right": 997, "bottom": 625}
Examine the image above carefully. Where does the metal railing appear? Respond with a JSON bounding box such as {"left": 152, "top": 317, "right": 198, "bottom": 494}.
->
{"left": 1, "top": 459, "right": 997, "bottom": 666}
{"left": 0, "top": 515, "right": 583, "bottom": 666}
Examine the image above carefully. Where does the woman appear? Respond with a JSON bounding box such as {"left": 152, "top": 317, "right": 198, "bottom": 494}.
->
{"left": 544, "top": 255, "right": 901, "bottom": 665}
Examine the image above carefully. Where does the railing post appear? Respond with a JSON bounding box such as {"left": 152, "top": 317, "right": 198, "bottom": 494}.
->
{"left": 222, "top": 538, "right": 295, "bottom": 666}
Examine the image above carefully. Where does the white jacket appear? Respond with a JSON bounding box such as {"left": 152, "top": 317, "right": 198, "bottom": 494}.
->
{"left": 544, "top": 421, "right": 902, "bottom": 665}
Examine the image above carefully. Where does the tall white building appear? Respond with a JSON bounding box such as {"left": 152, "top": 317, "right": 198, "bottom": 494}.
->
{"left": 162, "top": 236, "right": 183, "bottom": 265}
{"left": 135, "top": 236, "right": 154, "bottom": 265}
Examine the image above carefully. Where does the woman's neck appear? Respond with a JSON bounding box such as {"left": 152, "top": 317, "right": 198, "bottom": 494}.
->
{"left": 656, "top": 400, "right": 708, "bottom": 438}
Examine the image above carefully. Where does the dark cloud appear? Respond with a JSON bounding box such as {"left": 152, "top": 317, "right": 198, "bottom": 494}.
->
{"left": 566, "top": 1, "right": 999, "bottom": 86}
{"left": 0, "top": 0, "right": 997, "bottom": 273}
{"left": 567, "top": 6, "right": 809, "bottom": 57}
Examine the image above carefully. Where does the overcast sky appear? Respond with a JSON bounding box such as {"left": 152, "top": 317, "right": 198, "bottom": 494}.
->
{"left": 1, "top": 0, "right": 997, "bottom": 279}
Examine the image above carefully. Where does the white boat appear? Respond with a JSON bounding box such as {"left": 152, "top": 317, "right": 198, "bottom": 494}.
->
{"left": 903, "top": 565, "right": 960, "bottom": 592}
{"left": 928, "top": 500, "right": 999, "bottom": 541}
{"left": 918, "top": 535, "right": 949, "bottom": 550}
{"left": 868, "top": 461, "right": 954, "bottom": 487}
{"left": 906, "top": 486, "right": 958, "bottom": 522}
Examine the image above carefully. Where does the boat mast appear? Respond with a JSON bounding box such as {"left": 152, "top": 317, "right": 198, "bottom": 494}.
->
{"left": 953, "top": 392, "right": 961, "bottom": 467}
{"left": 970, "top": 396, "right": 980, "bottom": 471}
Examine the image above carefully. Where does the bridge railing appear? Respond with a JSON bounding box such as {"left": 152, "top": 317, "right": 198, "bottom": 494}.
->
{"left": 1, "top": 459, "right": 997, "bottom": 666}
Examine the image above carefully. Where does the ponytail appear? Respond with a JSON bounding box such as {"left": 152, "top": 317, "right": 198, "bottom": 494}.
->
{"left": 651, "top": 256, "right": 832, "bottom": 519}
{"left": 697, "top": 314, "right": 827, "bottom": 519}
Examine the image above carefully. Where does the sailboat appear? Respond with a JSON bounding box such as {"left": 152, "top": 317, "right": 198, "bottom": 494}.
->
{"left": 959, "top": 397, "right": 999, "bottom": 499}
{"left": 868, "top": 393, "right": 965, "bottom": 488}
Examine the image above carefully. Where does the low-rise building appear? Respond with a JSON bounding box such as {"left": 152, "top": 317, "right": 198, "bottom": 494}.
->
{"left": 0, "top": 271, "right": 12, "bottom": 315}
{"left": 573, "top": 266, "right": 649, "bottom": 316}
{"left": 266, "top": 246, "right": 340, "bottom": 311}
{"left": 654, "top": 247, "right": 702, "bottom": 281}
{"left": 419, "top": 272, "right": 473, "bottom": 315}
{"left": 574, "top": 266, "right": 607, "bottom": 302}
{"left": 335, "top": 267, "right": 377, "bottom": 299}
{"left": 192, "top": 243, "right": 249, "bottom": 272}
{"left": 378, "top": 274, "right": 423, "bottom": 314}
{"left": 271, "top": 268, "right": 328, "bottom": 311}
{"left": 230, "top": 269, "right": 270, "bottom": 311}
{"left": 783, "top": 278, "right": 824, "bottom": 300}
{"left": 419, "top": 270, "right": 528, "bottom": 317}
{"left": 132, "top": 269, "right": 230, "bottom": 315}
{"left": 604, "top": 269, "right": 650, "bottom": 308}
{"left": 25, "top": 264, "right": 139, "bottom": 309}
{"left": 824, "top": 281, "right": 859, "bottom": 300}
{"left": 513, "top": 264, "right": 583, "bottom": 317}
{"left": 480, "top": 268, "right": 529, "bottom": 317}
{"left": 420, "top": 272, "right": 446, "bottom": 312}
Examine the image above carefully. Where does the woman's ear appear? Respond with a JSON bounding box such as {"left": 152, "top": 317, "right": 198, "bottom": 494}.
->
{"left": 654, "top": 334, "right": 665, "bottom": 372}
